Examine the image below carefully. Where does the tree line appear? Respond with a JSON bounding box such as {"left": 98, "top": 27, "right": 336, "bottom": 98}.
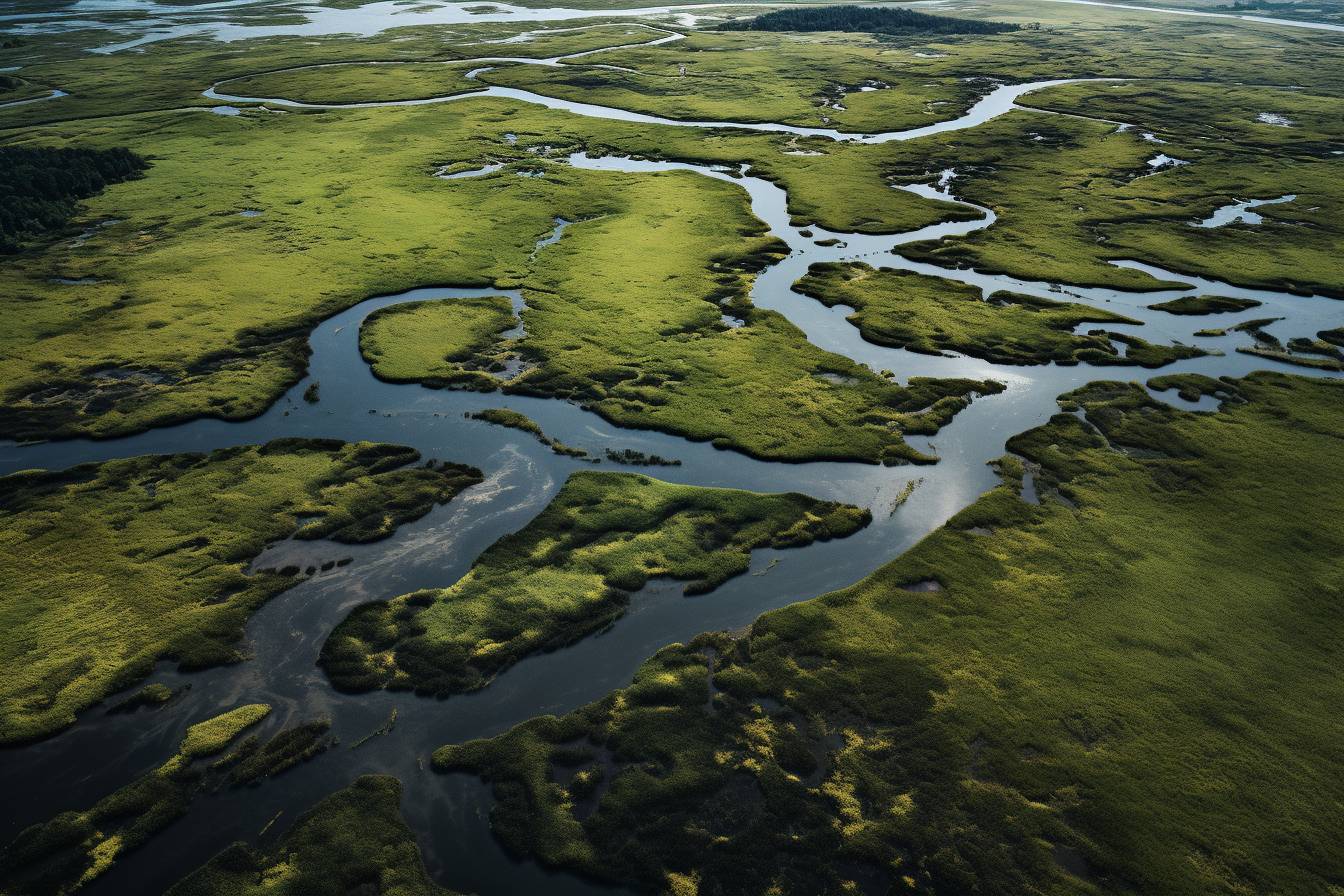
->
{"left": 718, "top": 6, "right": 1020, "bottom": 36}
{"left": 0, "top": 146, "right": 149, "bottom": 253}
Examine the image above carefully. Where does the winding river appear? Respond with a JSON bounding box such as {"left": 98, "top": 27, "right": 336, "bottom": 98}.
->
{"left": 2, "top": 19, "right": 1342, "bottom": 896}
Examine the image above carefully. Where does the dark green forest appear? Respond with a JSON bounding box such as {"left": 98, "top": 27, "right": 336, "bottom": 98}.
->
{"left": 0, "top": 146, "right": 149, "bottom": 252}
{"left": 718, "top": 6, "right": 1020, "bottom": 36}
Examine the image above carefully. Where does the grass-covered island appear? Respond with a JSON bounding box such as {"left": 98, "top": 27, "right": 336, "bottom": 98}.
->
{"left": 0, "top": 440, "right": 481, "bottom": 744}
{"left": 794, "top": 262, "right": 1206, "bottom": 367}
{"left": 320, "top": 471, "right": 870, "bottom": 696}
{"left": 437, "top": 372, "right": 1344, "bottom": 895}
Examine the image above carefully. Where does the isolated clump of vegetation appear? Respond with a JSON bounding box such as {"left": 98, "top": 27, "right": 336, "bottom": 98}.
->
{"left": 361, "top": 296, "right": 521, "bottom": 391}
{"left": 0, "top": 147, "right": 149, "bottom": 252}
{"left": 164, "top": 775, "right": 456, "bottom": 896}
{"left": 0, "top": 439, "right": 481, "bottom": 744}
{"left": 1146, "top": 294, "right": 1262, "bottom": 315}
{"left": 105, "top": 682, "right": 175, "bottom": 714}
{"left": 604, "top": 447, "right": 679, "bottom": 466}
{"left": 438, "top": 372, "right": 1344, "bottom": 896}
{"left": 717, "top": 6, "right": 1019, "bottom": 36}
{"left": 210, "top": 718, "right": 334, "bottom": 788}
{"left": 0, "top": 705, "right": 271, "bottom": 895}
{"left": 470, "top": 408, "right": 587, "bottom": 457}
{"left": 320, "top": 471, "right": 870, "bottom": 696}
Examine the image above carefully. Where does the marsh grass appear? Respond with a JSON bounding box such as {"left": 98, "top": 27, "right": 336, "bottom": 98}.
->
{"left": 164, "top": 775, "right": 454, "bottom": 895}
{"left": 893, "top": 83, "right": 1344, "bottom": 296}
{"left": 0, "top": 440, "right": 481, "bottom": 744}
{"left": 361, "top": 295, "right": 519, "bottom": 391}
{"left": 218, "top": 61, "right": 488, "bottom": 106}
{"left": 320, "top": 471, "right": 870, "bottom": 696}
{"left": 0, "top": 704, "right": 270, "bottom": 896}
{"left": 795, "top": 261, "right": 1203, "bottom": 366}
{"left": 469, "top": 408, "right": 589, "bottom": 457}
{"left": 1146, "top": 294, "right": 1262, "bottom": 315}
{"left": 437, "top": 371, "right": 1344, "bottom": 896}
{"left": 0, "top": 101, "right": 982, "bottom": 450}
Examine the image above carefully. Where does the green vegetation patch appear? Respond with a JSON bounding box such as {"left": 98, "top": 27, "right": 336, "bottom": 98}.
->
{"left": 0, "top": 704, "right": 268, "bottom": 896}
{"left": 165, "top": 775, "right": 456, "bottom": 896}
{"left": 437, "top": 371, "right": 1344, "bottom": 895}
{"left": 210, "top": 718, "right": 334, "bottom": 788}
{"left": 503, "top": 167, "right": 996, "bottom": 464}
{"left": 320, "top": 471, "right": 870, "bottom": 696}
{"left": 0, "top": 102, "right": 978, "bottom": 448}
{"left": 360, "top": 295, "right": 519, "bottom": 391}
{"left": 795, "top": 262, "right": 1203, "bottom": 367}
{"left": 0, "top": 439, "right": 481, "bottom": 744}
{"left": 180, "top": 704, "right": 272, "bottom": 759}
{"left": 470, "top": 408, "right": 587, "bottom": 457}
{"left": 718, "top": 6, "right": 1019, "bottom": 36}
{"left": 0, "top": 146, "right": 148, "bottom": 252}
{"left": 1146, "top": 294, "right": 1262, "bottom": 315}
{"left": 218, "top": 61, "right": 487, "bottom": 106}
{"left": 893, "top": 83, "right": 1344, "bottom": 296}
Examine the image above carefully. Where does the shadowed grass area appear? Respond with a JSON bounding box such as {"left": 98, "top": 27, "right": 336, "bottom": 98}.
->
{"left": 794, "top": 261, "right": 1205, "bottom": 367}
{"left": 0, "top": 439, "right": 481, "bottom": 745}
{"left": 436, "top": 371, "right": 1344, "bottom": 896}
{"left": 360, "top": 295, "right": 519, "bottom": 390}
{"left": 1146, "top": 294, "right": 1262, "bottom": 315}
{"left": 717, "top": 6, "right": 1019, "bottom": 37}
{"left": 0, "top": 704, "right": 269, "bottom": 896}
{"left": 165, "top": 775, "right": 456, "bottom": 896}
{"left": 320, "top": 470, "right": 871, "bottom": 696}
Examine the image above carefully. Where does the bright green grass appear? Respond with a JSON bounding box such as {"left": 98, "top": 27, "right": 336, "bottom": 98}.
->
{"left": 0, "top": 704, "right": 269, "bottom": 896}
{"left": 436, "top": 371, "right": 1344, "bottom": 896}
{"left": 0, "top": 440, "right": 481, "bottom": 744}
{"left": 892, "top": 83, "right": 1344, "bottom": 296}
{"left": 218, "top": 61, "right": 487, "bottom": 105}
{"left": 360, "top": 295, "right": 519, "bottom": 389}
{"left": 506, "top": 163, "right": 997, "bottom": 464}
{"left": 179, "top": 704, "right": 272, "bottom": 759}
{"left": 164, "top": 775, "right": 457, "bottom": 896}
{"left": 0, "top": 22, "right": 686, "bottom": 128}
{"left": 0, "top": 101, "right": 978, "bottom": 452}
{"left": 794, "top": 261, "right": 1204, "bottom": 367}
{"left": 320, "top": 470, "right": 871, "bottom": 696}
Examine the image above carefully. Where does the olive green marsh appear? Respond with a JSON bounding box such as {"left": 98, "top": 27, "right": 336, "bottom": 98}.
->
{"left": 0, "top": 100, "right": 992, "bottom": 460}
{"left": 0, "top": 704, "right": 270, "bottom": 895}
{"left": 320, "top": 471, "right": 871, "bottom": 695}
{"left": 0, "top": 439, "right": 480, "bottom": 744}
{"left": 438, "top": 371, "right": 1344, "bottom": 896}
{"left": 794, "top": 261, "right": 1206, "bottom": 367}
{"left": 164, "top": 775, "right": 457, "bottom": 896}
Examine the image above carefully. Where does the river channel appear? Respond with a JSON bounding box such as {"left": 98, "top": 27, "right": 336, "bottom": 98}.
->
{"left": 2, "top": 15, "right": 1342, "bottom": 896}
